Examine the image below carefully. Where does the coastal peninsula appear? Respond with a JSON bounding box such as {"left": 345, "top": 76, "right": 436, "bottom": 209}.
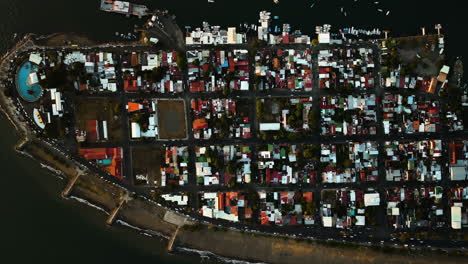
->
{"left": 1, "top": 2, "right": 468, "bottom": 263}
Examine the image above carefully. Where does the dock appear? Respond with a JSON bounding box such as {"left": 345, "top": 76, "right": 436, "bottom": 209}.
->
{"left": 167, "top": 226, "right": 180, "bottom": 252}
{"left": 61, "top": 171, "right": 81, "bottom": 198}
{"left": 105, "top": 194, "right": 127, "bottom": 225}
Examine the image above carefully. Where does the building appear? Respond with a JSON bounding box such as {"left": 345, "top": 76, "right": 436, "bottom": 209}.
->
{"left": 260, "top": 123, "right": 281, "bottom": 131}
{"left": 451, "top": 206, "right": 462, "bottom": 229}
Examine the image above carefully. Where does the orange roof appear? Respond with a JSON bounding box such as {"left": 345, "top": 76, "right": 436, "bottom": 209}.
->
{"left": 273, "top": 58, "right": 280, "bottom": 69}
{"left": 127, "top": 102, "right": 141, "bottom": 112}
{"left": 427, "top": 77, "right": 437, "bottom": 94}
{"left": 245, "top": 208, "right": 253, "bottom": 219}
{"left": 261, "top": 211, "right": 269, "bottom": 225}
{"left": 218, "top": 193, "right": 225, "bottom": 210}
{"left": 131, "top": 53, "right": 138, "bottom": 66}
{"left": 193, "top": 118, "right": 208, "bottom": 129}
{"left": 230, "top": 206, "right": 238, "bottom": 216}
{"left": 303, "top": 192, "right": 313, "bottom": 203}
{"left": 437, "top": 72, "right": 447, "bottom": 83}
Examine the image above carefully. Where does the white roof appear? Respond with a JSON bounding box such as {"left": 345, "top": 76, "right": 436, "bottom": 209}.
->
{"left": 451, "top": 206, "right": 462, "bottom": 229}
{"left": 29, "top": 53, "right": 43, "bottom": 65}
{"left": 203, "top": 192, "right": 217, "bottom": 199}
{"left": 131, "top": 122, "right": 141, "bottom": 138}
{"left": 364, "top": 193, "right": 380, "bottom": 207}
{"left": 450, "top": 166, "right": 466, "bottom": 181}
{"left": 323, "top": 216, "right": 333, "bottom": 227}
{"left": 28, "top": 72, "right": 39, "bottom": 85}
{"left": 318, "top": 33, "right": 330, "bottom": 44}
{"left": 355, "top": 215, "right": 365, "bottom": 226}
{"left": 161, "top": 194, "right": 188, "bottom": 206}
{"left": 440, "top": 65, "right": 450, "bottom": 74}
{"left": 240, "top": 81, "right": 249, "bottom": 91}
{"left": 260, "top": 123, "right": 281, "bottom": 131}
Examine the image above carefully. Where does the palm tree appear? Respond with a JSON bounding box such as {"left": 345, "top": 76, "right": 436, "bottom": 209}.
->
{"left": 27, "top": 89, "right": 35, "bottom": 95}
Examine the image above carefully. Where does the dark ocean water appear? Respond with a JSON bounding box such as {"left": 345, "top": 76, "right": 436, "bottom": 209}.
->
{"left": 0, "top": 0, "right": 466, "bottom": 263}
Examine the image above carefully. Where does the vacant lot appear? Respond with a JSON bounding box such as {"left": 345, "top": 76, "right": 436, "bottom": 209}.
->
{"left": 75, "top": 98, "right": 123, "bottom": 143}
{"left": 131, "top": 146, "right": 165, "bottom": 186}
{"left": 157, "top": 99, "right": 187, "bottom": 139}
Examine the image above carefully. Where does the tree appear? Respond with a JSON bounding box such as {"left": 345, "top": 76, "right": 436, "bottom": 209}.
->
{"left": 222, "top": 88, "right": 229, "bottom": 96}
{"left": 256, "top": 100, "right": 264, "bottom": 119}
{"left": 343, "top": 159, "right": 353, "bottom": 168}
{"left": 226, "top": 161, "right": 237, "bottom": 175}
{"left": 227, "top": 177, "right": 236, "bottom": 188}
{"left": 151, "top": 66, "right": 167, "bottom": 82}
{"left": 176, "top": 51, "right": 187, "bottom": 70}
{"left": 287, "top": 115, "right": 296, "bottom": 127}
{"left": 344, "top": 110, "right": 355, "bottom": 124}
{"left": 192, "top": 59, "right": 200, "bottom": 66}
{"left": 69, "top": 62, "right": 85, "bottom": 78}
{"left": 308, "top": 110, "right": 318, "bottom": 130}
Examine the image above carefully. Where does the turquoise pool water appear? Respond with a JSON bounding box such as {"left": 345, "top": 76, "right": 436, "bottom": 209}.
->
{"left": 17, "top": 62, "right": 42, "bottom": 102}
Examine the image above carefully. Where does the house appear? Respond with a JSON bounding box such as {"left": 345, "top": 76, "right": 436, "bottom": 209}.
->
{"left": 161, "top": 194, "right": 189, "bottom": 206}
{"left": 364, "top": 193, "right": 380, "bottom": 207}
{"left": 450, "top": 166, "right": 467, "bottom": 181}
{"left": 437, "top": 65, "right": 450, "bottom": 83}
{"left": 451, "top": 206, "right": 462, "bottom": 229}
{"left": 260, "top": 123, "right": 281, "bottom": 131}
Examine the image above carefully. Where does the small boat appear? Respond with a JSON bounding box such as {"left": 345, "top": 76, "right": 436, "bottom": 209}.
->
{"left": 386, "top": 11, "right": 390, "bottom": 16}
{"left": 273, "top": 0, "right": 279, "bottom": 4}
{"left": 208, "top": 0, "right": 214, "bottom": 3}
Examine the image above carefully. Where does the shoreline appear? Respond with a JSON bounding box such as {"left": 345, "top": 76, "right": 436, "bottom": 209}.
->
{"left": 1, "top": 32, "right": 468, "bottom": 264}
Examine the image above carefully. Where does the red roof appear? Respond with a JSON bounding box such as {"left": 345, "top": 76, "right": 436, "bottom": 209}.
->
{"left": 87, "top": 120, "right": 98, "bottom": 141}
{"left": 190, "top": 81, "right": 204, "bottom": 93}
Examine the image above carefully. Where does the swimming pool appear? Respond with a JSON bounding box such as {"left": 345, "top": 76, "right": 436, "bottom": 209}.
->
{"left": 17, "top": 62, "right": 43, "bottom": 102}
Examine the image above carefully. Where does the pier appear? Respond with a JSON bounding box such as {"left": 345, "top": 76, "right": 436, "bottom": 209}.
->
{"left": 105, "top": 193, "right": 128, "bottom": 225}
{"left": 167, "top": 226, "right": 180, "bottom": 252}
{"left": 61, "top": 171, "right": 81, "bottom": 198}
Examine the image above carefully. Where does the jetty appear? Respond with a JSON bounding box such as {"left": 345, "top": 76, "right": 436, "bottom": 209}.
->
{"left": 106, "top": 193, "right": 128, "bottom": 225}
{"left": 167, "top": 226, "right": 180, "bottom": 252}
{"left": 61, "top": 171, "right": 81, "bottom": 198}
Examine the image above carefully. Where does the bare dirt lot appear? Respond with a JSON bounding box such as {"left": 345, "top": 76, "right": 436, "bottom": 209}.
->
{"left": 75, "top": 97, "right": 123, "bottom": 143}
{"left": 131, "top": 146, "right": 165, "bottom": 186}
{"left": 157, "top": 99, "right": 187, "bottom": 139}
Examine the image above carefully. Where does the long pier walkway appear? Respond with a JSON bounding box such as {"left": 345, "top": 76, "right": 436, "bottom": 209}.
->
{"left": 61, "top": 171, "right": 82, "bottom": 198}
{"left": 106, "top": 193, "right": 128, "bottom": 225}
